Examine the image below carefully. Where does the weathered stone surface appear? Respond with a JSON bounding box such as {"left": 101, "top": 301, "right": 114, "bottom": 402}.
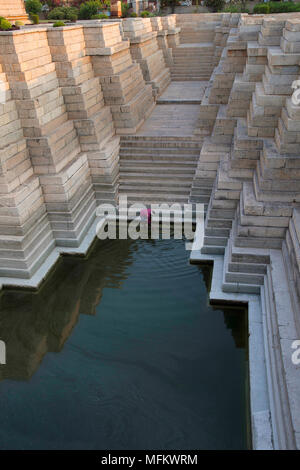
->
{"left": 0, "top": 14, "right": 299, "bottom": 451}
{"left": 82, "top": 21, "right": 155, "bottom": 134}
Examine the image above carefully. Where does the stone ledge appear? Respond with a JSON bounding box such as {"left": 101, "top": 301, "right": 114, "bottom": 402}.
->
{"left": 190, "top": 235, "right": 273, "bottom": 450}
{"left": 86, "top": 40, "right": 129, "bottom": 56}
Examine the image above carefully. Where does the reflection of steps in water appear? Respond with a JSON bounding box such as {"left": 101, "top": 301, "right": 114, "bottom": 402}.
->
{"left": 0, "top": 235, "right": 247, "bottom": 383}
{"left": 222, "top": 307, "right": 248, "bottom": 350}
{"left": 0, "top": 242, "right": 134, "bottom": 382}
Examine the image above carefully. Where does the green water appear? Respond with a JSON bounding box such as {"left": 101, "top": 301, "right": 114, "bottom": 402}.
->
{"left": 0, "top": 236, "right": 248, "bottom": 450}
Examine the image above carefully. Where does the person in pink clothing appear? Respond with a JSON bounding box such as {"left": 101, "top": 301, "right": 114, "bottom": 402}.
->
{"left": 140, "top": 208, "right": 152, "bottom": 223}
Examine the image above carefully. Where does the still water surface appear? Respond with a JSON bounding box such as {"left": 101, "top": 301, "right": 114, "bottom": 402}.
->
{"left": 0, "top": 236, "right": 248, "bottom": 449}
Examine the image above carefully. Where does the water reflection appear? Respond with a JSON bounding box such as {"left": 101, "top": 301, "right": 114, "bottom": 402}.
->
{"left": 0, "top": 236, "right": 248, "bottom": 450}
{"left": 0, "top": 239, "right": 134, "bottom": 381}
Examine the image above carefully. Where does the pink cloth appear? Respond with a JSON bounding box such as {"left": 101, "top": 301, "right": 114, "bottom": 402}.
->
{"left": 140, "top": 208, "right": 152, "bottom": 223}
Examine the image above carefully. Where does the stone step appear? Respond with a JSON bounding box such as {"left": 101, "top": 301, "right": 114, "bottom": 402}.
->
{"left": 201, "top": 245, "right": 225, "bottom": 255}
{"left": 203, "top": 234, "right": 228, "bottom": 247}
{"left": 173, "top": 59, "right": 213, "bottom": 65}
{"left": 171, "top": 67, "right": 213, "bottom": 73}
{"left": 171, "top": 75, "right": 211, "bottom": 80}
{"left": 120, "top": 177, "right": 192, "bottom": 186}
{"left": 233, "top": 214, "right": 285, "bottom": 250}
{"left": 120, "top": 160, "right": 197, "bottom": 168}
{"left": 231, "top": 248, "right": 270, "bottom": 265}
{"left": 207, "top": 217, "right": 232, "bottom": 230}
{"left": 253, "top": 168, "right": 300, "bottom": 205}
{"left": 120, "top": 146, "right": 200, "bottom": 154}
{"left": 255, "top": 82, "right": 286, "bottom": 108}
{"left": 268, "top": 46, "right": 300, "bottom": 66}
{"left": 225, "top": 267, "right": 265, "bottom": 285}
{"left": 120, "top": 154, "right": 199, "bottom": 162}
{"left": 119, "top": 184, "right": 190, "bottom": 195}
{"left": 190, "top": 185, "right": 212, "bottom": 195}
{"left": 249, "top": 93, "right": 280, "bottom": 128}
{"left": 120, "top": 135, "right": 202, "bottom": 143}
{"left": 242, "top": 181, "right": 292, "bottom": 221}
{"left": 119, "top": 192, "right": 189, "bottom": 204}
{"left": 217, "top": 156, "right": 243, "bottom": 192}
{"left": 205, "top": 226, "right": 230, "bottom": 237}
{"left": 235, "top": 118, "right": 263, "bottom": 148}
{"left": 120, "top": 173, "right": 195, "bottom": 183}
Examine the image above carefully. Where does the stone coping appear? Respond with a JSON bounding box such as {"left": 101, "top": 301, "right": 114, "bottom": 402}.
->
{"left": 0, "top": 24, "right": 80, "bottom": 35}
{"left": 127, "top": 30, "right": 158, "bottom": 44}
{"left": 86, "top": 40, "right": 129, "bottom": 56}
{"left": 2, "top": 12, "right": 300, "bottom": 39}
{"left": 77, "top": 20, "right": 121, "bottom": 28}
{"left": 0, "top": 20, "right": 123, "bottom": 35}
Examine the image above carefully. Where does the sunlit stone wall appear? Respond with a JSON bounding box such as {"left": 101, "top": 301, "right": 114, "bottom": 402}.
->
{"left": 0, "top": 0, "right": 28, "bottom": 23}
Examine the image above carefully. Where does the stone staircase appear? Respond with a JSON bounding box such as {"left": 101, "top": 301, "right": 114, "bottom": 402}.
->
{"left": 171, "top": 43, "right": 216, "bottom": 81}
{"left": 119, "top": 136, "right": 202, "bottom": 204}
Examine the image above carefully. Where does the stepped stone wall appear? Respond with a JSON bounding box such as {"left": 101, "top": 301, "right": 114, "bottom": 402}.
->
{"left": 0, "top": 0, "right": 28, "bottom": 23}
{"left": 122, "top": 17, "right": 171, "bottom": 97}
{"left": 0, "top": 13, "right": 299, "bottom": 449}
{"left": 47, "top": 25, "right": 119, "bottom": 205}
{"left": 82, "top": 21, "right": 155, "bottom": 133}
{"left": 0, "top": 28, "right": 96, "bottom": 249}
{"left": 150, "top": 17, "right": 173, "bottom": 67}
{"left": 186, "top": 12, "right": 300, "bottom": 450}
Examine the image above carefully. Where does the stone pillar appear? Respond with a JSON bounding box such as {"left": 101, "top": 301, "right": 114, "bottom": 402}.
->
{"left": 83, "top": 21, "right": 154, "bottom": 134}
{"left": 122, "top": 18, "right": 171, "bottom": 98}
{"left": 0, "top": 0, "right": 28, "bottom": 23}
{"left": 47, "top": 25, "right": 120, "bottom": 205}
{"left": 0, "top": 28, "right": 96, "bottom": 248}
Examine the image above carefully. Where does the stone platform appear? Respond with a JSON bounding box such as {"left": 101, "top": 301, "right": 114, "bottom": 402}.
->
{"left": 157, "top": 81, "right": 208, "bottom": 104}
{"left": 136, "top": 103, "right": 200, "bottom": 137}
